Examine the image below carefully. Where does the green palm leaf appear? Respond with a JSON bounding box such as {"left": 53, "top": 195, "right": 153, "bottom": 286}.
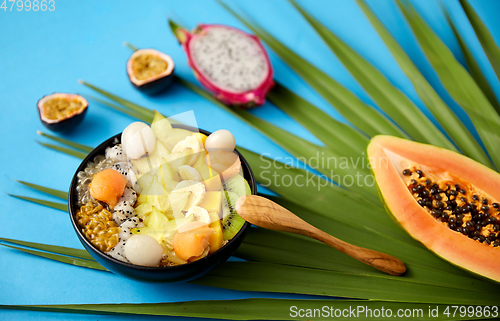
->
{"left": 37, "top": 142, "right": 88, "bottom": 160}
{"left": 16, "top": 180, "right": 68, "bottom": 200}
{"left": 0, "top": 243, "right": 105, "bottom": 271}
{"left": 7, "top": 194, "right": 68, "bottom": 212}
{"left": 2, "top": 299, "right": 483, "bottom": 320}
{"left": 232, "top": 109, "right": 377, "bottom": 200}
{"left": 397, "top": 1, "right": 500, "bottom": 170}
{"left": 37, "top": 131, "right": 93, "bottom": 153}
{"left": 356, "top": 0, "right": 493, "bottom": 168}
{"left": 268, "top": 82, "right": 369, "bottom": 158}
{"left": 123, "top": 41, "right": 139, "bottom": 52}
{"left": 79, "top": 80, "right": 154, "bottom": 122}
{"left": 0, "top": 237, "right": 94, "bottom": 260}
{"left": 196, "top": 261, "right": 500, "bottom": 305}
{"left": 191, "top": 10, "right": 406, "bottom": 139}
{"left": 459, "top": 0, "right": 500, "bottom": 79}
{"left": 290, "top": 0, "right": 456, "bottom": 152}
{"left": 85, "top": 94, "right": 151, "bottom": 122}
{"left": 444, "top": 8, "right": 500, "bottom": 113}
{"left": 238, "top": 227, "right": 498, "bottom": 293}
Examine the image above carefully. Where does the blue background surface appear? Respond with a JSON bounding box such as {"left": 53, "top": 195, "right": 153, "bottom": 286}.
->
{"left": 1, "top": 0, "right": 499, "bottom": 320}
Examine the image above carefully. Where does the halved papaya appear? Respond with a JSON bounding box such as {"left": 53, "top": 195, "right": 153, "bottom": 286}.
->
{"left": 368, "top": 135, "right": 500, "bottom": 283}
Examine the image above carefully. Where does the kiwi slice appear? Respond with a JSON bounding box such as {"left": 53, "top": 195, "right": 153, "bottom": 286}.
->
{"left": 221, "top": 191, "right": 246, "bottom": 240}
{"left": 223, "top": 174, "right": 251, "bottom": 198}
{"left": 220, "top": 175, "right": 252, "bottom": 240}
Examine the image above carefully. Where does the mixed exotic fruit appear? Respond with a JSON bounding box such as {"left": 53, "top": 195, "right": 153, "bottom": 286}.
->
{"left": 74, "top": 111, "right": 251, "bottom": 267}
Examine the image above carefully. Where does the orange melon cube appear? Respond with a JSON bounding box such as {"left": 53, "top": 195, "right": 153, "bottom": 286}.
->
{"left": 89, "top": 168, "right": 127, "bottom": 206}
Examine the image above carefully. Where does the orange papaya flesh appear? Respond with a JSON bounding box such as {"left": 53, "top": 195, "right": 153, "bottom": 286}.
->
{"left": 368, "top": 135, "right": 500, "bottom": 283}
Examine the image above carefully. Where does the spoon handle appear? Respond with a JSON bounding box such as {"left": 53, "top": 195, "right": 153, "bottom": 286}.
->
{"left": 236, "top": 195, "right": 406, "bottom": 276}
{"left": 306, "top": 226, "right": 406, "bottom": 276}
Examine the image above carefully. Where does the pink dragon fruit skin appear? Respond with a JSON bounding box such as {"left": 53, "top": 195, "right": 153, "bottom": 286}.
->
{"left": 171, "top": 22, "right": 275, "bottom": 108}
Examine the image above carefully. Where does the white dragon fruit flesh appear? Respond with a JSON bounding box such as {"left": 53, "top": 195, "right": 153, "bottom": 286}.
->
{"left": 105, "top": 145, "right": 127, "bottom": 163}
{"left": 171, "top": 22, "right": 274, "bottom": 108}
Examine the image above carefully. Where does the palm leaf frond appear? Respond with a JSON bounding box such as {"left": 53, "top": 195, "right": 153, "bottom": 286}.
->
{"left": 0, "top": 237, "right": 93, "bottom": 260}
{"left": 356, "top": 0, "right": 493, "bottom": 168}
{"left": 85, "top": 94, "right": 150, "bottom": 122}
{"left": 443, "top": 7, "right": 500, "bottom": 113}
{"left": 196, "top": 261, "right": 500, "bottom": 305}
{"left": 78, "top": 80, "right": 154, "bottom": 122}
{"left": 37, "top": 131, "right": 93, "bottom": 153}
{"left": 268, "top": 82, "right": 369, "bottom": 157}
{"left": 7, "top": 194, "right": 68, "bottom": 212}
{"left": 0, "top": 243, "right": 106, "bottom": 271}
{"left": 290, "top": 0, "right": 457, "bottom": 151}
{"left": 3, "top": 299, "right": 481, "bottom": 321}
{"left": 397, "top": 1, "right": 500, "bottom": 170}
{"left": 37, "top": 142, "right": 88, "bottom": 159}
{"left": 16, "top": 180, "right": 68, "bottom": 200}
{"left": 459, "top": 0, "right": 500, "bottom": 79}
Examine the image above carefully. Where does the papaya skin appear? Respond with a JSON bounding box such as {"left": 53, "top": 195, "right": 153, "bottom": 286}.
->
{"left": 368, "top": 135, "right": 500, "bottom": 283}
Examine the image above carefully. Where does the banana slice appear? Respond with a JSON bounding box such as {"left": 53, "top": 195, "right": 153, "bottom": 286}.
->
{"left": 178, "top": 165, "right": 202, "bottom": 182}
{"left": 172, "top": 135, "right": 202, "bottom": 154}
{"left": 185, "top": 206, "right": 211, "bottom": 224}
{"left": 173, "top": 180, "right": 206, "bottom": 209}
{"left": 173, "top": 180, "right": 198, "bottom": 190}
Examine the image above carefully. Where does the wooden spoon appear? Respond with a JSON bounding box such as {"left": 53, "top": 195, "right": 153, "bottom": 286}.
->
{"left": 235, "top": 195, "right": 407, "bottom": 276}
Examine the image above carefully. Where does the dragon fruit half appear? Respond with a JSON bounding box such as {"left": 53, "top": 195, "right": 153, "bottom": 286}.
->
{"left": 170, "top": 21, "right": 274, "bottom": 108}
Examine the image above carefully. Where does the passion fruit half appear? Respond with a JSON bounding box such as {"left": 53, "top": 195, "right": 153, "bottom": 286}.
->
{"left": 127, "top": 48, "right": 175, "bottom": 95}
{"left": 37, "top": 93, "right": 88, "bottom": 132}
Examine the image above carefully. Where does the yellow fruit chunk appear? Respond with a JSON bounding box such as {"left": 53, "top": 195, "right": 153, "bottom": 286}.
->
{"left": 89, "top": 168, "right": 127, "bottom": 206}
{"left": 198, "top": 191, "right": 222, "bottom": 214}
{"left": 135, "top": 202, "right": 153, "bottom": 220}
{"left": 203, "top": 175, "right": 222, "bottom": 192}
{"left": 208, "top": 212, "right": 223, "bottom": 254}
{"left": 133, "top": 207, "right": 169, "bottom": 243}
{"left": 136, "top": 193, "right": 148, "bottom": 205}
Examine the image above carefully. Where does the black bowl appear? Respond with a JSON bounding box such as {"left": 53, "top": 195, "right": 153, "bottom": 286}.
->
{"left": 68, "top": 124, "right": 256, "bottom": 282}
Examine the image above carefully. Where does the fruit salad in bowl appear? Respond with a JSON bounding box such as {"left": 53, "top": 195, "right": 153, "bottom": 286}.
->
{"left": 69, "top": 111, "right": 255, "bottom": 281}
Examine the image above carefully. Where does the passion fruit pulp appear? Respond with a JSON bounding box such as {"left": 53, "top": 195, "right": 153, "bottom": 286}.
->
{"left": 37, "top": 93, "right": 88, "bottom": 132}
{"left": 126, "top": 48, "right": 175, "bottom": 95}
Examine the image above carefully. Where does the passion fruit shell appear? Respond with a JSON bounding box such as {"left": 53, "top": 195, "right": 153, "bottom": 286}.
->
{"left": 127, "top": 48, "right": 175, "bottom": 95}
{"left": 37, "top": 93, "right": 88, "bottom": 132}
